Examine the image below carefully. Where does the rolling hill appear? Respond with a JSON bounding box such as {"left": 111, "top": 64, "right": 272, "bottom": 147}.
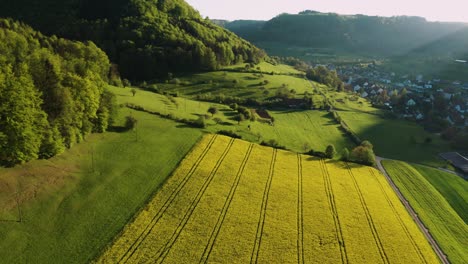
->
{"left": 0, "top": 0, "right": 266, "bottom": 81}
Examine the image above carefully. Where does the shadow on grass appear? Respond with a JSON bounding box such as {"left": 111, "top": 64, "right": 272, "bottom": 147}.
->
{"left": 107, "top": 126, "right": 131, "bottom": 133}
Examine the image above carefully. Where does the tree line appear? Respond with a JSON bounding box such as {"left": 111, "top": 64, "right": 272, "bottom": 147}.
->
{"left": 0, "top": 19, "right": 116, "bottom": 166}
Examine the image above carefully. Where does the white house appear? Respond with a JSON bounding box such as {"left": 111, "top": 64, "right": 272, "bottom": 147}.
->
{"left": 361, "top": 92, "right": 369, "bottom": 98}
{"left": 354, "top": 85, "right": 361, "bottom": 92}
{"left": 443, "top": 93, "right": 453, "bottom": 100}
{"left": 446, "top": 116, "right": 455, "bottom": 125}
{"left": 407, "top": 99, "right": 417, "bottom": 106}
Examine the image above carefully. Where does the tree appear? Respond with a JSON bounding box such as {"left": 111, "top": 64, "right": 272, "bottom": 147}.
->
{"left": 350, "top": 145, "right": 376, "bottom": 166}
{"left": 131, "top": 88, "right": 137, "bottom": 97}
{"left": 236, "top": 113, "right": 246, "bottom": 124}
{"left": 122, "top": 79, "right": 131, "bottom": 87}
{"left": 194, "top": 116, "right": 206, "bottom": 128}
{"left": 213, "top": 117, "right": 222, "bottom": 125}
{"left": 207, "top": 106, "right": 218, "bottom": 116}
{"left": 341, "top": 148, "right": 350, "bottom": 161}
{"left": 360, "top": 140, "right": 374, "bottom": 149}
{"left": 325, "top": 144, "right": 336, "bottom": 159}
{"left": 0, "top": 66, "right": 48, "bottom": 166}
{"left": 125, "top": 116, "right": 138, "bottom": 130}
{"left": 302, "top": 142, "right": 311, "bottom": 153}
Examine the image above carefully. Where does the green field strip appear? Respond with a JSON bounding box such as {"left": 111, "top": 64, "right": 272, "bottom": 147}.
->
{"left": 117, "top": 134, "right": 218, "bottom": 263}
{"left": 301, "top": 157, "right": 342, "bottom": 263}
{"left": 326, "top": 161, "right": 383, "bottom": 263}
{"left": 257, "top": 150, "right": 298, "bottom": 263}
{"left": 297, "top": 154, "right": 304, "bottom": 264}
{"left": 126, "top": 136, "right": 233, "bottom": 262}
{"left": 367, "top": 168, "right": 433, "bottom": 264}
{"left": 154, "top": 138, "right": 236, "bottom": 263}
{"left": 199, "top": 143, "right": 255, "bottom": 263}
{"left": 345, "top": 163, "right": 390, "bottom": 264}
{"left": 206, "top": 145, "right": 273, "bottom": 263}
{"left": 250, "top": 149, "right": 277, "bottom": 264}
{"left": 383, "top": 160, "right": 468, "bottom": 264}
{"left": 319, "top": 159, "right": 348, "bottom": 264}
{"left": 161, "top": 140, "right": 251, "bottom": 263}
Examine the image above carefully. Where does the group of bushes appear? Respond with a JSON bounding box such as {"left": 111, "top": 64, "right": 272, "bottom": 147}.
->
{"left": 260, "top": 139, "right": 286, "bottom": 150}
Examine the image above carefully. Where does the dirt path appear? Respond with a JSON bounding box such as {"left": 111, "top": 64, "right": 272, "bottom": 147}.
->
{"left": 375, "top": 156, "right": 449, "bottom": 264}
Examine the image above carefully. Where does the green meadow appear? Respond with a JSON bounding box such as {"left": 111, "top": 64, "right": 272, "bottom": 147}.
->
{"left": 0, "top": 110, "right": 202, "bottom": 263}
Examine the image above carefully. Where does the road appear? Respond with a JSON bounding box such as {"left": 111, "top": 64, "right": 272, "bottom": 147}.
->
{"left": 375, "top": 156, "right": 449, "bottom": 264}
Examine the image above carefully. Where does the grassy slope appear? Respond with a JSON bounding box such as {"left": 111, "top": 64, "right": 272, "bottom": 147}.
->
{"left": 110, "top": 85, "right": 354, "bottom": 155}
{"left": 339, "top": 111, "right": 451, "bottom": 166}
{"left": 412, "top": 165, "right": 468, "bottom": 223}
{"left": 0, "top": 110, "right": 202, "bottom": 263}
{"left": 382, "top": 160, "right": 468, "bottom": 264}
{"left": 158, "top": 63, "right": 313, "bottom": 101}
{"left": 223, "top": 61, "right": 304, "bottom": 75}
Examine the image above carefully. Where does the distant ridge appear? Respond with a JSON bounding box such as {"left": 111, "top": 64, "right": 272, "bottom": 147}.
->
{"left": 221, "top": 11, "right": 468, "bottom": 58}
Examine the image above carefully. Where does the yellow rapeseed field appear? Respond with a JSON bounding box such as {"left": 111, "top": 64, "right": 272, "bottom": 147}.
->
{"left": 98, "top": 135, "right": 439, "bottom": 264}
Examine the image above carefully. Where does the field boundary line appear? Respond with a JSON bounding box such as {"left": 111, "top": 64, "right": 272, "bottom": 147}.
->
{"left": 119, "top": 134, "right": 218, "bottom": 263}
{"left": 368, "top": 168, "right": 428, "bottom": 263}
{"left": 250, "top": 148, "right": 277, "bottom": 264}
{"left": 155, "top": 138, "right": 236, "bottom": 263}
{"left": 199, "top": 143, "right": 255, "bottom": 263}
{"left": 345, "top": 163, "right": 389, "bottom": 264}
{"left": 320, "top": 159, "right": 348, "bottom": 264}
{"left": 297, "top": 154, "right": 304, "bottom": 264}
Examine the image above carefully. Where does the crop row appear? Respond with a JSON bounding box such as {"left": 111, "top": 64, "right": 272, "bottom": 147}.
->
{"left": 98, "top": 135, "right": 440, "bottom": 264}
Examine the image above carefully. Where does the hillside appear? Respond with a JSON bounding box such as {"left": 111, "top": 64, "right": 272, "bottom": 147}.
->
{"left": 99, "top": 134, "right": 438, "bottom": 263}
{"left": 0, "top": 19, "right": 114, "bottom": 166}
{"left": 223, "top": 11, "right": 468, "bottom": 59}
{"left": 0, "top": 0, "right": 265, "bottom": 81}
{"left": 0, "top": 110, "right": 202, "bottom": 263}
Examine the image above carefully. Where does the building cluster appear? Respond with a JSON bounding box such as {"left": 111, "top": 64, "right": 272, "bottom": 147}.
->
{"left": 333, "top": 63, "right": 468, "bottom": 127}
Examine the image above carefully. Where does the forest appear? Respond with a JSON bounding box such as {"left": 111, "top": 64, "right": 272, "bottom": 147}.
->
{"left": 0, "top": 19, "right": 116, "bottom": 166}
{"left": 0, "top": 0, "right": 266, "bottom": 81}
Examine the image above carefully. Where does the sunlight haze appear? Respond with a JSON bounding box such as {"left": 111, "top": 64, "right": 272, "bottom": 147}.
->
{"left": 185, "top": 0, "right": 468, "bottom": 22}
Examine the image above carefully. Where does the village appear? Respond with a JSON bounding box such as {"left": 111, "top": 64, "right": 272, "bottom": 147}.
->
{"left": 331, "top": 62, "right": 468, "bottom": 128}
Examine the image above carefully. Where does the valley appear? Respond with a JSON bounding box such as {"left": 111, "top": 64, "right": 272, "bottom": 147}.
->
{"left": 0, "top": 1, "right": 467, "bottom": 263}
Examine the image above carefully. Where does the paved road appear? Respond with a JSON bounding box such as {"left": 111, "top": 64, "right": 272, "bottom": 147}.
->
{"left": 375, "top": 156, "right": 449, "bottom": 264}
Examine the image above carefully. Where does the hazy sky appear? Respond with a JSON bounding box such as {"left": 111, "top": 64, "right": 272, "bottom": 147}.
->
{"left": 185, "top": 0, "right": 468, "bottom": 23}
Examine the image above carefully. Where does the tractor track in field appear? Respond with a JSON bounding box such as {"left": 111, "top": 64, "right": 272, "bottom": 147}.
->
{"left": 297, "top": 154, "right": 304, "bottom": 264}
{"left": 119, "top": 134, "right": 218, "bottom": 263}
{"left": 154, "top": 138, "right": 236, "bottom": 263}
{"left": 345, "top": 162, "right": 389, "bottom": 264}
{"left": 368, "top": 168, "right": 428, "bottom": 264}
{"left": 320, "top": 159, "right": 348, "bottom": 264}
{"left": 375, "top": 157, "right": 449, "bottom": 264}
{"left": 199, "top": 143, "right": 255, "bottom": 264}
{"left": 250, "top": 148, "right": 277, "bottom": 264}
